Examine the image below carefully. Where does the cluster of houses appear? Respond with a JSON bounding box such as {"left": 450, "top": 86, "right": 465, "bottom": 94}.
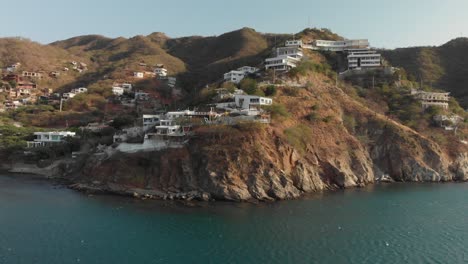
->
{"left": 133, "top": 64, "right": 168, "bottom": 79}
{"left": 310, "top": 39, "right": 382, "bottom": 72}
{"left": 10, "top": 34, "right": 466, "bottom": 152}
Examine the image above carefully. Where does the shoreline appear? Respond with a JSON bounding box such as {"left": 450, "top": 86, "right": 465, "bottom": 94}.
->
{"left": 1, "top": 170, "right": 466, "bottom": 203}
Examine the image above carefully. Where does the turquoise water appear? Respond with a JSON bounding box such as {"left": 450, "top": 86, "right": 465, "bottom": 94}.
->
{"left": 0, "top": 175, "right": 467, "bottom": 264}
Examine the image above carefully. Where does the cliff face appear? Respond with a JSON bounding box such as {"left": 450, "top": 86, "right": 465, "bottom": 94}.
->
{"left": 74, "top": 76, "right": 468, "bottom": 201}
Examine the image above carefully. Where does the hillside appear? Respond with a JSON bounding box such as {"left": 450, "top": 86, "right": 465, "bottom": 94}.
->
{"left": 381, "top": 38, "right": 468, "bottom": 107}
{"left": 65, "top": 67, "right": 468, "bottom": 201}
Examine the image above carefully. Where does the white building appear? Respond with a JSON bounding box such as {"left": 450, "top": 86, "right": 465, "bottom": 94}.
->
{"left": 155, "top": 120, "right": 182, "bottom": 136}
{"left": 62, "top": 92, "right": 76, "bottom": 100}
{"left": 285, "top": 40, "right": 303, "bottom": 47}
{"left": 113, "top": 83, "right": 133, "bottom": 95}
{"left": 134, "top": 72, "right": 144, "bottom": 78}
{"left": 217, "top": 95, "right": 273, "bottom": 116}
{"left": 265, "top": 55, "right": 300, "bottom": 71}
{"left": 236, "top": 66, "right": 259, "bottom": 74}
{"left": 27, "top": 131, "right": 76, "bottom": 148}
{"left": 347, "top": 49, "right": 381, "bottom": 70}
{"left": 122, "top": 83, "right": 133, "bottom": 92}
{"left": 234, "top": 95, "right": 273, "bottom": 109}
{"left": 71, "top": 87, "right": 88, "bottom": 94}
{"left": 411, "top": 89, "right": 450, "bottom": 110}
{"left": 223, "top": 66, "right": 259, "bottom": 84}
{"left": 276, "top": 46, "right": 303, "bottom": 59}
{"left": 314, "top": 39, "right": 370, "bottom": 52}
{"left": 167, "top": 77, "right": 177, "bottom": 88}
{"left": 224, "top": 70, "right": 246, "bottom": 84}
{"left": 154, "top": 67, "right": 168, "bottom": 77}
{"left": 6, "top": 63, "right": 21, "bottom": 72}
{"left": 143, "top": 114, "right": 161, "bottom": 130}
{"left": 22, "top": 71, "right": 43, "bottom": 78}
{"left": 135, "top": 92, "right": 150, "bottom": 100}
{"left": 112, "top": 86, "right": 125, "bottom": 96}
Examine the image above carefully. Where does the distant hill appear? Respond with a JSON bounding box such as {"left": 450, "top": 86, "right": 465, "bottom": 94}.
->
{"left": 381, "top": 38, "right": 468, "bottom": 107}
{"left": 0, "top": 37, "right": 83, "bottom": 71}
{"left": 0, "top": 27, "right": 344, "bottom": 93}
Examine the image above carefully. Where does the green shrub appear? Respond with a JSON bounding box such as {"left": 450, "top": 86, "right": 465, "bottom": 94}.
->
{"left": 282, "top": 87, "right": 299, "bottom": 96}
{"left": 264, "top": 85, "right": 277, "bottom": 96}
{"left": 305, "top": 112, "right": 319, "bottom": 122}
{"left": 284, "top": 125, "right": 313, "bottom": 154}
{"left": 262, "top": 103, "right": 290, "bottom": 119}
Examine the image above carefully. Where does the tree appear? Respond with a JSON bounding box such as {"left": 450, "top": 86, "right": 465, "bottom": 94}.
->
{"left": 264, "top": 85, "right": 277, "bottom": 96}
{"left": 239, "top": 78, "right": 263, "bottom": 96}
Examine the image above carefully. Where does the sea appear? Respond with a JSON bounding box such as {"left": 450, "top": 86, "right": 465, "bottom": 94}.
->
{"left": 0, "top": 174, "right": 467, "bottom": 264}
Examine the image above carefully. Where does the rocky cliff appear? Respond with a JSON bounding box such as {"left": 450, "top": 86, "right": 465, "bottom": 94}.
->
{"left": 71, "top": 75, "right": 468, "bottom": 202}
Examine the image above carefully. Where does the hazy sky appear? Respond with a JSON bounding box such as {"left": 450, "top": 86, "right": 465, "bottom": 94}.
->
{"left": 0, "top": 0, "right": 466, "bottom": 48}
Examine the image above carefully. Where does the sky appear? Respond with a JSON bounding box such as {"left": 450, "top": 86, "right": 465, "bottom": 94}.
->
{"left": 0, "top": 0, "right": 467, "bottom": 49}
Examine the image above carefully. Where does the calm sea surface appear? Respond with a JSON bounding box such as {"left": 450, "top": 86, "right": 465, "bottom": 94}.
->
{"left": 0, "top": 174, "right": 467, "bottom": 264}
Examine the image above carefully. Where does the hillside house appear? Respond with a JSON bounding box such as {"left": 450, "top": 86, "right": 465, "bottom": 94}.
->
{"left": 276, "top": 46, "right": 303, "bottom": 59}
{"left": 27, "top": 131, "right": 76, "bottom": 148}
{"left": 224, "top": 70, "right": 245, "bottom": 84}
{"left": 143, "top": 114, "right": 161, "bottom": 130}
{"left": 167, "top": 77, "right": 177, "bottom": 88}
{"left": 4, "top": 100, "right": 22, "bottom": 110}
{"left": 265, "top": 55, "right": 300, "bottom": 71}
{"left": 62, "top": 92, "right": 76, "bottom": 100}
{"left": 135, "top": 92, "right": 150, "bottom": 101}
{"left": 314, "top": 39, "right": 370, "bottom": 52}
{"left": 155, "top": 120, "right": 190, "bottom": 137}
{"left": 223, "top": 66, "right": 259, "bottom": 84}
{"left": 49, "top": 71, "right": 61, "bottom": 78}
{"left": 17, "top": 82, "right": 37, "bottom": 90}
{"left": 216, "top": 94, "right": 273, "bottom": 116}
{"left": 285, "top": 40, "right": 303, "bottom": 47}
{"left": 71, "top": 87, "right": 88, "bottom": 94}
{"left": 347, "top": 49, "right": 381, "bottom": 70}
{"left": 234, "top": 95, "right": 273, "bottom": 109}
{"left": 154, "top": 66, "right": 168, "bottom": 77}
{"left": 22, "top": 71, "right": 43, "bottom": 78}
{"left": 2, "top": 74, "right": 20, "bottom": 83}
{"left": 134, "top": 72, "right": 144, "bottom": 78}
{"left": 122, "top": 83, "right": 133, "bottom": 91}
{"left": 433, "top": 114, "right": 464, "bottom": 130}
{"left": 6, "top": 63, "right": 21, "bottom": 72}
{"left": 112, "top": 86, "right": 125, "bottom": 96}
{"left": 411, "top": 89, "right": 450, "bottom": 110}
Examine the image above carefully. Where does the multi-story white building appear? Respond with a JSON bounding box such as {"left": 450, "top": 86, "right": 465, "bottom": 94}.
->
{"left": 276, "top": 46, "right": 303, "bottom": 59}
{"left": 285, "top": 40, "right": 303, "bottom": 47}
{"left": 223, "top": 66, "right": 259, "bottom": 84}
{"left": 112, "top": 86, "right": 125, "bottom": 96}
{"left": 154, "top": 67, "right": 168, "bottom": 77}
{"left": 347, "top": 49, "right": 381, "bottom": 70}
{"left": 143, "top": 114, "right": 161, "bottom": 131}
{"left": 264, "top": 40, "right": 303, "bottom": 71}
{"left": 265, "top": 55, "right": 300, "bottom": 71}
{"left": 224, "top": 70, "right": 246, "bottom": 84}
{"left": 234, "top": 95, "right": 273, "bottom": 110}
{"left": 411, "top": 89, "right": 450, "bottom": 110}
{"left": 314, "top": 39, "right": 370, "bottom": 52}
{"left": 27, "top": 131, "right": 76, "bottom": 148}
